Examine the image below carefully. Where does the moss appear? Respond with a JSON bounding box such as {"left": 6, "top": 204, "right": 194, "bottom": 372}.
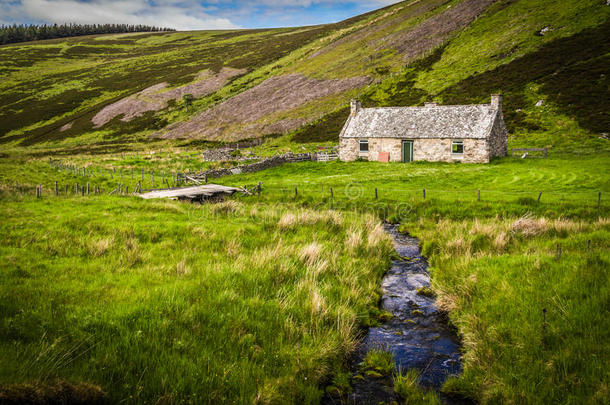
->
{"left": 378, "top": 310, "right": 393, "bottom": 322}
{"left": 416, "top": 286, "right": 436, "bottom": 298}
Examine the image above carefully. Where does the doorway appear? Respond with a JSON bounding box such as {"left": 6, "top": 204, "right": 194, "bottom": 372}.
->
{"left": 402, "top": 140, "right": 413, "bottom": 163}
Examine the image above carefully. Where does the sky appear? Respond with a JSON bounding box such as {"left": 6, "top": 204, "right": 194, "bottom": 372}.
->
{"left": 0, "top": 0, "right": 401, "bottom": 30}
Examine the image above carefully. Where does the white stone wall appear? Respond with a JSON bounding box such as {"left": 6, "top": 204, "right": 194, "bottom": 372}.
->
{"left": 338, "top": 138, "right": 360, "bottom": 161}
{"left": 340, "top": 137, "right": 490, "bottom": 163}
{"left": 488, "top": 113, "right": 508, "bottom": 158}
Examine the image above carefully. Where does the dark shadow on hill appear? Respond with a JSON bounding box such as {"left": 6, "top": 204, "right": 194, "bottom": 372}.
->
{"left": 439, "top": 21, "right": 610, "bottom": 133}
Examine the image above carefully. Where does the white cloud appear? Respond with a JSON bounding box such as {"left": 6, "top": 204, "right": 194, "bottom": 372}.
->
{"left": 2, "top": 0, "right": 240, "bottom": 30}
{"left": 1, "top": 0, "right": 403, "bottom": 29}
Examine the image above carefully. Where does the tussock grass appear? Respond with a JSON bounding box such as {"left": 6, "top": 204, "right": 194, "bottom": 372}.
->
{"left": 406, "top": 215, "right": 610, "bottom": 404}
{"left": 361, "top": 349, "right": 395, "bottom": 376}
{"left": 0, "top": 197, "right": 392, "bottom": 403}
{"left": 394, "top": 369, "right": 441, "bottom": 405}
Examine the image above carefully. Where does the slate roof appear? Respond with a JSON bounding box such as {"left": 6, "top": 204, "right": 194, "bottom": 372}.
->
{"left": 340, "top": 103, "right": 500, "bottom": 139}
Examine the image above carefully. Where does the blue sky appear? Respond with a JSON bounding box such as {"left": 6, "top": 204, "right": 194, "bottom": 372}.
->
{"left": 0, "top": 1, "right": 401, "bottom": 30}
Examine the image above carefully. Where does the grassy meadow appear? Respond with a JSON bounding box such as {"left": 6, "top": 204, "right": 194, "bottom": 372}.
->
{"left": 409, "top": 215, "right": 609, "bottom": 404}
{"left": 0, "top": 151, "right": 608, "bottom": 404}
{"left": 0, "top": 195, "right": 393, "bottom": 403}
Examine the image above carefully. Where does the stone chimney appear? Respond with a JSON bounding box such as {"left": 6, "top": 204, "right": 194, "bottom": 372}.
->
{"left": 491, "top": 94, "right": 502, "bottom": 110}
{"left": 350, "top": 99, "right": 362, "bottom": 116}
{"left": 424, "top": 102, "right": 438, "bottom": 107}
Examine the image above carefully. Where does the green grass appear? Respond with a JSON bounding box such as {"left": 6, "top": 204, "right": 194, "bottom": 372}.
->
{"left": 0, "top": 151, "right": 608, "bottom": 403}
{"left": 1, "top": 1, "right": 609, "bottom": 402}
{"left": 406, "top": 216, "right": 609, "bottom": 404}
{"left": 393, "top": 369, "right": 441, "bottom": 405}
{"left": 214, "top": 154, "right": 609, "bottom": 217}
{"left": 0, "top": 196, "right": 393, "bottom": 403}
{"left": 360, "top": 349, "right": 395, "bottom": 376}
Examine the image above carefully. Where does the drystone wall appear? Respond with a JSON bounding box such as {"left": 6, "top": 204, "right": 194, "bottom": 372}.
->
{"left": 196, "top": 153, "right": 315, "bottom": 180}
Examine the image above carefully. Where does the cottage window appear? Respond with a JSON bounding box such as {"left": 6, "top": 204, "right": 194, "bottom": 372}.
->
{"left": 359, "top": 140, "right": 369, "bottom": 153}
{"left": 452, "top": 140, "right": 464, "bottom": 155}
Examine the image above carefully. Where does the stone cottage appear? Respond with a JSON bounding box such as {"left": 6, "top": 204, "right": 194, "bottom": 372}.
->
{"left": 338, "top": 95, "right": 508, "bottom": 163}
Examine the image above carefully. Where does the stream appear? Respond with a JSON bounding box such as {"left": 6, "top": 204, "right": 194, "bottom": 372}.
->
{"left": 326, "top": 224, "right": 465, "bottom": 404}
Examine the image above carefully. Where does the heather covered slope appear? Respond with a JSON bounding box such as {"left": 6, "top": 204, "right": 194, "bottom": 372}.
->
{"left": 0, "top": 0, "right": 608, "bottom": 151}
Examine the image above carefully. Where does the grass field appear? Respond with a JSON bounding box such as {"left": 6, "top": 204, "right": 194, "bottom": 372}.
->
{"left": 0, "top": 196, "right": 393, "bottom": 403}
{"left": 409, "top": 215, "right": 609, "bottom": 404}
{"left": 0, "top": 152, "right": 608, "bottom": 403}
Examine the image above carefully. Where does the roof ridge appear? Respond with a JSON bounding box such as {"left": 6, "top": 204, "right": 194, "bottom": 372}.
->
{"left": 361, "top": 103, "right": 491, "bottom": 110}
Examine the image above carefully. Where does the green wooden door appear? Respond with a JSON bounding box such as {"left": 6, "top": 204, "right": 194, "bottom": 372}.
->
{"left": 402, "top": 141, "right": 413, "bottom": 162}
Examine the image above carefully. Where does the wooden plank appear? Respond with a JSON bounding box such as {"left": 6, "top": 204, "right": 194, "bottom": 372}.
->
{"left": 139, "top": 184, "right": 240, "bottom": 200}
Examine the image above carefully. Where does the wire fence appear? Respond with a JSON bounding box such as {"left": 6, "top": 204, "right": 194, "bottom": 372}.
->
{"left": 2, "top": 158, "right": 606, "bottom": 212}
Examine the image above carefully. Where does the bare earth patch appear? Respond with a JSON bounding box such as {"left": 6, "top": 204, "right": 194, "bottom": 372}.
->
{"left": 380, "top": 0, "right": 497, "bottom": 62}
{"left": 159, "top": 73, "right": 371, "bottom": 141}
{"left": 91, "top": 67, "right": 246, "bottom": 128}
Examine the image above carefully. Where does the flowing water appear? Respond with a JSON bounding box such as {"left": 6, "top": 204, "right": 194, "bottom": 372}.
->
{"left": 325, "top": 224, "right": 465, "bottom": 404}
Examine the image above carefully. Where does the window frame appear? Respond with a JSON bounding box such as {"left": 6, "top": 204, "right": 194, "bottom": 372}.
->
{"left": 359, "top": 139, "right": 369, "bottom": 154}
{"left": 451, "top": 139, "right": 464, "bottom": 156}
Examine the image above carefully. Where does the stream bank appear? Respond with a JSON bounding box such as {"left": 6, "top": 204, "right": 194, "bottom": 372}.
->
{"left": 325, "top": 224, "right": 465, "bottom": 404}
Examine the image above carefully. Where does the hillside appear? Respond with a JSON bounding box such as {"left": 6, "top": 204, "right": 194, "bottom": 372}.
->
{"left": 0, "top": 0, "right": 608, "bottom": 154}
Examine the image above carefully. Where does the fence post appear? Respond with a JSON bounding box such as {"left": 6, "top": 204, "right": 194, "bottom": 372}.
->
{"left": 36, "top": 185, "right": 41, "bottom": 198}
{"left": 375, "top": 187, "right": 378, "bottom": 200}
{"left": 65, "top": 185, "right": 69, "bottom": 195}
{"left": 538, "top": 192, "right": 542, "bottom": 203}
{"left": 86, "top": 183, "right": 90, "bottom": 195}
{"left": 75, "top": 183, "right": 78, "bottom": 194}
{"left": 423, "top": 189, "right": 426, "bottom": 199}
{"left": 55, "top": 181, "right": 58, "bottom": 196}
{"left": 295, "top": 186, "right": 298, "bottom": 198}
